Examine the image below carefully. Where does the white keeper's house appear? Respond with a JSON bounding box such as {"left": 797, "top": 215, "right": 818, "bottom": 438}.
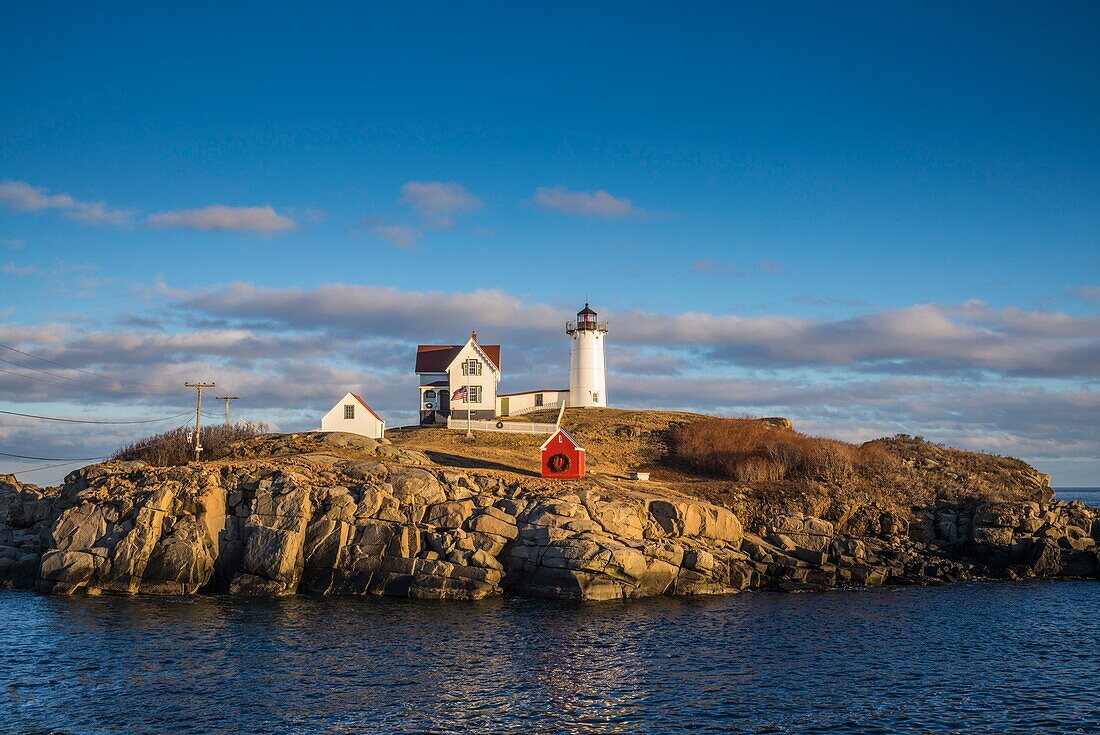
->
{"left": 320, "top": 391, "right": 386, "bottom": 439}
{"left": 415, "top": 303, "right": 608, "bottom": 426}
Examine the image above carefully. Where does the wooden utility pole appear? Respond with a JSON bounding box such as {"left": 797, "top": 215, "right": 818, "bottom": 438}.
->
{"left": 216, "top": 395, "right": 239, "bottom": 426}
{"left": 185, "top": 382, "right": 215, "bottom": 462}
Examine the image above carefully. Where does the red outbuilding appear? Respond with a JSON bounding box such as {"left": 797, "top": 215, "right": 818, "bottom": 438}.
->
{"left": 540, "top": 428, "right": 586, "bottom": 479}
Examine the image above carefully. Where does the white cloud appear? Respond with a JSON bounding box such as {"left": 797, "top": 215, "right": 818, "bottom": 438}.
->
{"left": 148, "top": 205, "right": 296, "bottom": 234}
{"left": 1079, "top": 285, "right": 1100, "bottom": 303}
{"left": 399, "top": 181, "right": 482, "bottom": 225}
{"left": 533, "top": 186, "right": 637, "bottom": 219}
{"left": 1, "top": 262, "right": 41, "bottom": 277}
{"left": 0, "top": 180, "right": 76, "bottom": 211}
{"left": 371, "top": 224, "right": 420, "bottom": 250}
{"left": 360, "top": 181, "right": 481, "bottom": 249}
{"left": 169, "top": 283, "right": 1100, "bottom": 379}
{"left": 0, "top": 180, "right": 133, "bottom": 226}
{"left": 0, "top": 237, "right": 25, "bottom": 250}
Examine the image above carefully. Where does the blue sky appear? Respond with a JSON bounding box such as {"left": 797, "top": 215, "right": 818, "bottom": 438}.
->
{"left": 1, "top": 2, "right": 1098, "bottom": 485}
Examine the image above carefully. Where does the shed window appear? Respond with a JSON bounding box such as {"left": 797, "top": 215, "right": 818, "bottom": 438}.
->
{"left": 344, "top": 404, "right": 355, "bottom": 420}
{"left": 535, "top": 393, "right": 543, "bottom": 407}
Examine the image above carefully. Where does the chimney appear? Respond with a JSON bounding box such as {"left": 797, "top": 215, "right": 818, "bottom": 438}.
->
{"left": 471, "top": 330, "right": 477, "bottom": 342}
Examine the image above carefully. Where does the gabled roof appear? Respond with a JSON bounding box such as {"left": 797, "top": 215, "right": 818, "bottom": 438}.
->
{"left": 540, "top": 428, "right": 585, "bottom": 452}
{"left": 415, "top": 343, "right": 501, "bottom": 373}
{"left": 349, "top": 392, "right": 384, "bottom": 423}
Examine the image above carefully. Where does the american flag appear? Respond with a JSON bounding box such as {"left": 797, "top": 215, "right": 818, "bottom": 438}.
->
{"left": 450, "top": 386, "right": 468, "bottom": 403}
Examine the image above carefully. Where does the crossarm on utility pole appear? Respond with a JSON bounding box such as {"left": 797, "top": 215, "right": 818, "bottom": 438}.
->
{"left": 216, "top": 395, "right": 239, "bottom": 426}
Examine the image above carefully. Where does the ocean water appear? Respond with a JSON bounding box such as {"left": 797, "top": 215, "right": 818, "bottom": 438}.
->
{"left": 1056, "top": 487, "right": 1100, "bottom": 506}
{"left": 2, "top": 583, "right": 1099, "bottom": 735}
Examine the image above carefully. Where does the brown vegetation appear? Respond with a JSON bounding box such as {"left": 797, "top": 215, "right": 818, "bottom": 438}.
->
{"left": 669, "top": 417, "right": 898, "bottom": 485}
{"left": 113, "top": 423, "right": 268, "bottom": 467}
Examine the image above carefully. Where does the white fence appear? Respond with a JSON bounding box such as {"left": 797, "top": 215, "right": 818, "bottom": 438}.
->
{"left": 447, "top": 417, "right": 557, "bottom": 435}
{"left": 508, "top": 400, "right": 565, "bottom": 417}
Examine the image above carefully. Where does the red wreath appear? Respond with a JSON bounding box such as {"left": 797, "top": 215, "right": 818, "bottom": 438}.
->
{"left": 547, "top": 453, "right": 571, "bottom": 473}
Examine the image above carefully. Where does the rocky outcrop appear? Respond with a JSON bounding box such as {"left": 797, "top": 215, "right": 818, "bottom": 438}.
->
{"left": 1, "top": 440, "right": 1097, "bottom": 601}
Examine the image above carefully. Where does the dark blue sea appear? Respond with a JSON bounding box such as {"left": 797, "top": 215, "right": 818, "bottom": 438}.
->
{"left": 2, "top": 582, "right": 1099, "bottom": 735}
{"left": 1057, "top": 487, "right": 1100, "bottom": 506}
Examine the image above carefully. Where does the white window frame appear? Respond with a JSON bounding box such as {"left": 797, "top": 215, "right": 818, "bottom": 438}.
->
{"left": 468, "top": 386, "right": 482, "bottom": 404}
{"left": 461, "top": 359, "right": 482, "bottom": 376}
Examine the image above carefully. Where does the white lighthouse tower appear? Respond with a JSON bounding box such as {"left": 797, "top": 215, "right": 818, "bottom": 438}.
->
{"left": 567, "top": 303, "right": 608, "bottom": 408}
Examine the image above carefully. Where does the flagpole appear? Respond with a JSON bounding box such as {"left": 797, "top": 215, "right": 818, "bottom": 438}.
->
{"left": 466, "top": 347, "right": 473, "bottom": 437}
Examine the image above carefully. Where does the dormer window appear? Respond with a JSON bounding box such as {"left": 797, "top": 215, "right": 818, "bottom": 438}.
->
{"left": 462, "top": 359, "right": 482, "bottom": 376}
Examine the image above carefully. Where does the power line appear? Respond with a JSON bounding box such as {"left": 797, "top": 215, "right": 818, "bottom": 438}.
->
{"left": 0, "top": 450, "right": 111, "bottom": 462}
{"left": 9, "top": 458, "right": 103, "bottom": 476}
{"left": 0, "top": 342, "right": 176, "bottom": 395}
{"left": 0, "top": 408, "right": 193, "bottom": 425}
{"left": 0, "top": 354, "right": 144, "bottom": 393}
{"left": 0, "top": 366, "right": 99, "bottom": 389}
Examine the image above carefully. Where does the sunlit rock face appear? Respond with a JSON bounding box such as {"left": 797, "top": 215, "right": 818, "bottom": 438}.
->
{"left": 1, "top": 431, "right": 1098, "bottom": 600}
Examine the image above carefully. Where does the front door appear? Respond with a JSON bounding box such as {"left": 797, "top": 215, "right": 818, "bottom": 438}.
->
{"left": 501, "top": 397, "right": 509, "bottom": 416}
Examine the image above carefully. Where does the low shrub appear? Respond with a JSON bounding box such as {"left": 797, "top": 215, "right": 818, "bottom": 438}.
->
{"left": 669, "top": 417, "right": 886, "bottom": 484}
{"left": 113, "top": 423, "right": 268, "bottom": 467}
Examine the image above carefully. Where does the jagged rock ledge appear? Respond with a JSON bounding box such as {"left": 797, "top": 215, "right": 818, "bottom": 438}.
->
{"left": 1, "top": 432, "right": 1098, "bottom": 600}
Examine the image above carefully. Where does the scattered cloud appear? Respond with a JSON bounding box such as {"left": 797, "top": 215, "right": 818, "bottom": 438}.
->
{"left": 533, "top": 186, "right": 638, "bottom": 219}
{"left": 1, "top": 237, "right": 26, "bottom": 250}
{"left": 399, "top": 181, "right": 482, "bottom": 226}
{"left": 1079, "top": 285, "right": 1100, "bottom": 303}
{"left": 362, "top": 181, "right": 482, "bottom": 249}
{"left": 148, "top": 205, "right": 296, "bottom": 234}
{"left": 0, "top": 180, "right": 133, "bottom": 226}
{"left": 371, "top": 223, "right": 420, "bottom": 250}
{"left": 1, "top": 262, "right": 41, "bottom": 277}
{"left": 169, "top": 284, "right": 1100, "bottom": 379}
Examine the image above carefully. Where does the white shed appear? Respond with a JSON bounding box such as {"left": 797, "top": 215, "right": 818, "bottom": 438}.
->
{"left": 320, "top": 392, "right": 385, "bottom": 439}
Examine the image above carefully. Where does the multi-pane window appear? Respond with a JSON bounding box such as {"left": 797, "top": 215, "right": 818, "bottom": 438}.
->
{"left": 461, "top": 359, "right": 482, "bottom": 376}
{"left": 344, "top": 404, "right": 355, "bottom": 419}
{"left": 469, "top": 386, "right": 483, "bottom": 403}
{"left": 535, "top": 393, "right": 544, "bottom": 407}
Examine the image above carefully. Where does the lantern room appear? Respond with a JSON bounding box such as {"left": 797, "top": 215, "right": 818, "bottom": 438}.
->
{"left": 540, "top": 428, "right": 587, "bottom": 479}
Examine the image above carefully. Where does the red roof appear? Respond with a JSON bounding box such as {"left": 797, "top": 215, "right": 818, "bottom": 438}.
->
{"left": 415, "top": 343, "right": 500, "bottom": 373}
{"left": 350, "top": 393, "right": 384, "bottom": 423}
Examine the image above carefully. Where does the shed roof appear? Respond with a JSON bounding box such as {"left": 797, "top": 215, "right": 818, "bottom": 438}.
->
{"left": 540, "top": 428, "right": 585, "bottom": 452}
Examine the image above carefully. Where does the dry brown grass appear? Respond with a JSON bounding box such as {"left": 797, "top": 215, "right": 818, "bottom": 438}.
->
{"left": 114, "top": 424, "right": 268, "bottom": 467}
{"left": 670, "top": 417, "right": 895, "bottom": 485}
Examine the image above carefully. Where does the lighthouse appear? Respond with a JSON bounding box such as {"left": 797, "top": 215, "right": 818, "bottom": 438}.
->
{"left": 566, "top": 303, "right": 608, "bottom": 408}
